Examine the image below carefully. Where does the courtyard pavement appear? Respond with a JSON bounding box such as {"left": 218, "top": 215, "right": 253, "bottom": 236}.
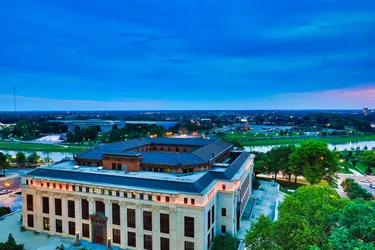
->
{"left": 237, "top": 181, "right": 285, "bottom": 247}
{"left": 0, "top": 211, "right": 122, "bottom": 250}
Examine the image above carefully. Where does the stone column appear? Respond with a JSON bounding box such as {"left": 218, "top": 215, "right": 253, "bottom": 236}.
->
{"left": 61, "top": 195, "right": 68, "bottom": 236}
{"left": 105, "top": 200, "right": 112, "bottom": 244}
{"left": 135, "top": 204, "right": 143, "bottom": 248}
{"left": 35, "top": 191, "right": 42, "bottom": 232}
{"left": 22, "top": 192, "right": 28, "bottom": 228}
{"left": 120, "top": 202, "right": 127, "bottom": 249}
{"left": 49, "top": 193, "right": 56, "bottom": 234}
{"left": 75, "top": 196, "right": 82, "bottom": 236}
{"left": 88, "top": 197, "right": 95, "bottom": 242}
{"left": 170, "top": 207, "right": 177, "bottom": 248}
{"left": 152, "top": 206, "right": 160, "bottom": 250}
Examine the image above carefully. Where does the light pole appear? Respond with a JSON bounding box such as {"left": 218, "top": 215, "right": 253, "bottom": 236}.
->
{"left": 73, "top": 231, "right": 81, "bottom": 246}
{"left": 106, "top": 236, "right": 112, "bottom": 250}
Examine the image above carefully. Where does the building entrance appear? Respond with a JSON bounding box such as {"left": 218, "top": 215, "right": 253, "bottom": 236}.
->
{"left": 90, "top": 213, "right": 107, "bottom": 245}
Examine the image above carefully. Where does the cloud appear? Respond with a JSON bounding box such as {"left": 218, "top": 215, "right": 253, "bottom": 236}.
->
{"left": 0, "top": 95, "right": 164, "bottom": 111}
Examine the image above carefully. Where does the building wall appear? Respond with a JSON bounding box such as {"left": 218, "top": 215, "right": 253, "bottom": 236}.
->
{"left": 102, "top": 155, "right": 142, "bottom": 172}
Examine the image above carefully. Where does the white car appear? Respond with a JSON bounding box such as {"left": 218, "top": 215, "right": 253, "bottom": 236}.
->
{"left": 360, "top": 179, "right": 371, "bottom": 183}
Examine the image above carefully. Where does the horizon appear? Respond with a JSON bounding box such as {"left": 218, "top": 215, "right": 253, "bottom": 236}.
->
{"left": 1, "top": 0, "right": 375, "bottom": 110}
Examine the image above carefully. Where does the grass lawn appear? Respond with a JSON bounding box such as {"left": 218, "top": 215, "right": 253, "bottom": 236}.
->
{"left": 239, "top": 135, "right": 375, "bottom": 146}
{"left": 0, "top": 141, "right": 88, "bottom": 152}
{"left": 353, "top": 162, "right": 369, "bottom": 175}
{"left": 339, "top": 163, "right": 354, "bottom": 174}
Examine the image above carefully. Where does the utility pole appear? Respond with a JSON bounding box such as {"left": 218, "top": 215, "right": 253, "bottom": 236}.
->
{"left": 13, "top": 86, "right": 16, "bottom": 112}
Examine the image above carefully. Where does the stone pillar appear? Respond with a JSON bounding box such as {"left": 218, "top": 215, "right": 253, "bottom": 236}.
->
{"left": 170, "top": 207, "right": 177, "bottom": 248}
{"left": 75, "top": 196, "right": 82, "bottom": 236}
{"left": 49, "top": 194, "right": 56, "bottom": 234}
{"left": 135, "top": 204, "right": 143, "bottom": 248}
{"left": 152, "top": 206, "right": 160, "bottom": 250}
{"left": 61, "top": 195, "right": 68, "bottom": 236}
{"left": 120, "top": 202, "right": 127, "bottom": 249}
{"left": 35, "top": 191, "right": 42, "bottom": 232}
{"left": 105, "top": 200, "right": 112, "bottom": 244}
{"left": 22, "top": 192, "right": 28, "bottom": 228}
{"left": 88, "top": 197, "right": 95, "bottom": 242}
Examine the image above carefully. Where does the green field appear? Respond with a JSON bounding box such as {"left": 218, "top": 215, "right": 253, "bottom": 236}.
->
{"left": 232, "top": 135, "right": 375, "bottom": 146}
{"left": 0, "top": 141, "right": 88, "bottom": 152}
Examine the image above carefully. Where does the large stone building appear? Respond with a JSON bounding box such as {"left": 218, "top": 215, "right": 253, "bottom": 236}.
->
{"left": 22, "top": 138, "right": 254, "bottom": 250}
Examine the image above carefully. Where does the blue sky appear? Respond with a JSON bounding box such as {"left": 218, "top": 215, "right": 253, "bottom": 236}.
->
{"left": 0, "top": 0, "right": 374, "bottom": 110}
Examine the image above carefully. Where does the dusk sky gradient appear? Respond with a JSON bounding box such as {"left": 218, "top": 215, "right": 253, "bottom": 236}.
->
{"left": 1, "top": 0, "right": 374, "bottom": 110}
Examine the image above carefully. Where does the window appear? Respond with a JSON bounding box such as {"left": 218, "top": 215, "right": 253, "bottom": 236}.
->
{"left": 160, "top": 237, "right": 169, "bottom": 250}
{"left": 68, "top": 200, "right": 75, "bottom": 218}
{"left": 27, "top": 194, "right": 33, "bottom": 211}
{"left": 43, "top": 217, "right": 50, "bottom": 231}
{"left": 143, "top": 211, "right": 152, "bottom": 231}
{"left": 160, "top": 213, "right": 169, "bottom": 234}
{"left": 101, "top": 189, "right": 104, "bottom": 195}
{"left": 117, "top": 163, "right": 122, "bottom": 170}
{"left": 42, "top": 197, "right": 49, "bottom": 214}
{"left": 184, "top": 217, "right": 194, "bottom": 238}
{"left": 212, "top": 205, "right": 215, "bottom": 224}
{"left": 140, "top": 194, "right": 144, "bottom": 200}
{"left": 184, "top": 198, "right": 188, "bottom": 204}
{"left": 82, "top": 223, "right": 89, "bottom": 238}
{"left": 127, "top": 209, "right": 136, "bottom": 228}
{"left": 221, "top": 225, "right": 226, "bottom": 234}
{"left": 157, "top": 195, "right": 161, "bottom": 201}
{"left": 207, "top": 234, "right": 211, "bottom": 249}
{"left": 116, "top": 191, "right": 120, "bottom": 197}
{"left": 55, "top": 198, "right": 62, "bottom": 216}
{"left": 79, "top": 186, "right": 82, "bottom": 192}
{"left": 144, "top": 235, "right": 152, "bottom": 250}
{"left": 27, "top": 214, "right": 34, "bottom": 228}
{"left": 65, "top": 184, "right": 69, "bottom": 190}
{"left": 168, "top": 147, "right": 171, "bottom": 152}
{"left": 56, "top": 219, "right": 62, "bottom": 233}
{"left": 184, "top": 241, "right": 194, "bottom": 250}
{"left": 47, "top": 182, "right": 50, "bottom": 188}
{"left": 53, "top": 183, "right": 56, "bottom": 188}
{"left": 72, "top": 185, "right": 75, "bottom": 191}
{"left": 59, "top": 184, "right": 62, "bottom": 189}
{"left": 148, "top": 195, "right": 152, "bottom": 201}
{"left": 211, "top": 228, "right": 214, "bottom": 241}
{"left": 109, "top": 190, "right": 112, "bottom": 196}
{"left": 191, "top": 199, "right": 195, "bottom": 205}
{"left": 30, "top": 180, "right": 33, "bottom": 185}
{"left": 132, "top": 193, "right": 136, "bottom": 199}
{"left": 96, "top": 201, "right": 105, "bottom": 214}
{"left": 128, "top": 232, "right": 136, "bottom": 247}
{"left": 222, "top": 208, "right": 226, "bottom": 217}
{"left": 112, "top": 203, "right": 120, "bottom": 225}
{"left": 160, "top": 147, "right": 164, "bottom": 151}
{"left": 124, "top": 192, "right": 128, "bottom": 198}
{"left": 207, "top": 210, "right": 211, "bottom": 230}
{"left": 222, "top": 184, "right": 226, "bottom": 190}
{"left": 86, "top": 187, "right": 89, "bottom": 193}
{"left": 112, "top": 163, "right": 116, "bottom": 170}
{"left": 165, "top": 197, "right": 170, "bottom": 203}
{"left": 113, "top": 229, "right": 121, "bottom": 244}
{"left": 82, "top": 199, "right": 89, "bottom": 220}
{"left": 26, "top": 179, "right": 29, "bottom": 185}
{"left": 184, "top": 148, "right": 187, "bottom": 152}
{"left": 68, "top": 221, "right": 75, "bottom": 236}
{"left": 176, "top": 147, "right": 179, "bottom": 152}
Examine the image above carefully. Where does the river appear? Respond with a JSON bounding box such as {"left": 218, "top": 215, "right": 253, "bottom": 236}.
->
{"left": 0, "top": 150, "right": 74, "bottom": 162}
{"left": 245, "top": 140, "right": 375, "bottom": 153}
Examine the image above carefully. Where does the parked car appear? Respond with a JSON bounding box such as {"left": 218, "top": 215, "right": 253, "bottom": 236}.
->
{"left": 370, "top": 184, "right": 375, "bottom": 189}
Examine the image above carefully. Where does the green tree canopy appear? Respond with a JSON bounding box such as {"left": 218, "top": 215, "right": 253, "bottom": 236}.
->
{"left": 27, "top": 152, "right": 40, "bottom": 164}
{"left": 289, "top": 141, "right": 339, "bottom": 186}
{"left": 15, "top": 152, "right": 26, "bottom": 167}
{"left": 245, "top": 215, "right": 275, "bottom": 250}
{"left": 361, "top": 150, "right": 375, "bottom": 168}
{"left": 211, "top": 235, "right": 238, "bottom": 250}
{"left": 0, "top": 234, "right": 24, "bottom": 250}
{"left": 267, "top": 146, "right": 295, "bottom": 180}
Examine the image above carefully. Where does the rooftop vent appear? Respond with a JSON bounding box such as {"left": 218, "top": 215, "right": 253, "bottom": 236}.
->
{"left": 73, "top": 165, "right": 79, "bottom": 170}
{"left": 97, "top": 166, "right": 104, "bottom": 171}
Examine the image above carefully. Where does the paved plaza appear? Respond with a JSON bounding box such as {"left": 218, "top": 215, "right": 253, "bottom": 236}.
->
{"left": 0, "top": 211, "right": 121, "bottom": 250}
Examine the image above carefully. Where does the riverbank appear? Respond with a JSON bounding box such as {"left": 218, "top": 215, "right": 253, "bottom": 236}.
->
{"left": 0, "top": 141, "right": 88, "bottom": 152}
{"left": 240, "top": 135, "right": 375, "bottom": 146}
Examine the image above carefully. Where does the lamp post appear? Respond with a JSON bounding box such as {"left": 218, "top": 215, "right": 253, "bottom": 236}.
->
{"left": 73, "top": 231, "right": 81, "bottom": 246}
{"left": 106, "top": 236, "right": 112, "bottom": 250}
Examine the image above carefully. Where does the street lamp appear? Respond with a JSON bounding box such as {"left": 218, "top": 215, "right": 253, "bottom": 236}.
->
{"left": 73, "top": 231, "right": 81, "bottom": 246}
{"left": 107, "top": 236, "right": 112, "bottom": 250}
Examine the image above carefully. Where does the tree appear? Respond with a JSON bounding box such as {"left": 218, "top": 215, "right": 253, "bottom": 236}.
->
{"left": 289, "top": 141, "right": 339, "bottom": 186}
{"left": 0, "top": 152, "right": 11, "bottom": 173}
{"left": 0, "top": 234, "right": 24, "bottom": 250}
{"left": 211, "top": 235, "right": 238, "bottom": 250}
{"left": 251, "top": 152, "right": 268, "bottom": 177}
{"left": 342, "top": 178, "right": 373, "bottom": 201}
{"left": 0, "top": 206, "right": 11, "bottom": 216}
{"left": 245, "top": 186, "right": 348, "bottom": 250}
{"left": 361, "top": 150, "right": 375, "bottom": 168}
{"left": 328, "top": 199, "right": 375, "bottom": 249}
{"left": 245, "top": 215, "right": 275, "bottom": 250}
{"left": 1, "top": 127, "right": 11, "bottom": 139}
{"left": 267, "top": 146, "right": 295, "bottom": 181}
{"left": 15, "top": 152, "right": 26, "bottom": 167}
{"left": 27, "top": 152, "right": 40, "bottom": 165}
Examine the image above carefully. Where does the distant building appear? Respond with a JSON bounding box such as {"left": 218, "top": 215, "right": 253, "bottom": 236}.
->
{"left": 48, "top": 119, "right": 126, "bottom": 133}
{"left": 22, "top": 138, "right": 254, "bottom": 250}
{"left": 363, "top": 108, "right": 369, "bottom": 116}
